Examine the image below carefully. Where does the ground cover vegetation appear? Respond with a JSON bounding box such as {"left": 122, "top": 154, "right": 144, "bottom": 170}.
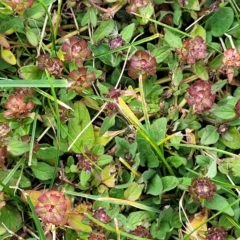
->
{"left": 0, "top": 0, "right": 240, "bottom": 239}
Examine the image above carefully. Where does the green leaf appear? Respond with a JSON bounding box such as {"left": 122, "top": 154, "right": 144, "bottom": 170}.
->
{"left": 172, "top": 67, "right": 183, "bottom": 87}
{"left": 93, "top": 19, "right": 115, "bottom": 43}
{"left": 36, "top": 146, "right": 57, "bottom": 160}
{"left": 200, "top": 125, "right": 219, "bottom": 145}
{"left": 67, "top": 213, "right": 92, "bottom": 232}
{"left": 0, "top": 169, "right": 31, "bottom": 188}
{"left": 220, "top": 127, "right": 240, "bottom": 149}
{"left": 218, "top": 156, "right": 240, "bottom": 177}
{"left": 147, "top": 174, "right": 163, "bottom": 196}
{"left": 18, "top": 65, "right": 44, "bottom": 80}
{"left": 164, "top": 28, "right": 182, "bottom": 48}
{"left": 190, "top": 25, "right": 206, "bottom": 39}
{"left": 0, "top": 205, "right": 22, "bottom": 234}
{"left": 209, "top": 54, "right": 223, "bottom": 69}
{"left": 68, "top": 101, "right": 95, "bottom": 153}
{"left": 97, "top": 155, "right": 113, "bottom": 166}
{"left": 31, "top": 162, "right": 55, "bottom": 180}
{"left": 100, "top": 115, "right": 115, "bottom": 136}
{"left": 124, "top": 182, "right": 144, "bottom": 201}
{"left": 91, "top": 43, "right": 122, "bottom": 67}
{"left": 166, "top": 155, "right": 187, "bottom": 168}
{"left": 184, "top": 0, "right": 200, "bottom": 10}
{"left": 100, "top": 165, "right": 116, "bottom": 187}
{"left": 152, "top": 46, "right": 172, "bottom": 63}
{"left": 89, "top": 7, "right": 97, "bottom": 27}
{"left": 150, "top": 118, "right": 167, "bottom": 143}
{"left": 121, "top": 23, "right": 135, "bottom": 43}
{"left": 80, "top": 170, "right": 91, "bottom": 187}
{"left": 26, "top": 27, "right": 38, "bottom": 47}
{"left": 212, "top": 105, "right": 236, "bottom": 120}
{"left": 162, "top": 176, "right": 179, "bottom": 193}
{"left": 136, "top": 132, "right": 159, "bottom": 168}
{"left": 204, "top": 194, "right": 234, "bottom": 216}
{"left": 8, "top": 141, "right": 29, "bottom": 156}
{"left": 205, "top": 7, "right": 234, "bottom": 37}
{"left": 1, "top": 49, "right": 16, "bottom": 65}
{"left": 192, "top": 60, "right": 209, "bottom": 80}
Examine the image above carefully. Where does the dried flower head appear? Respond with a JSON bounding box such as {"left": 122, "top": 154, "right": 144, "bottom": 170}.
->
{"left": 61, "top": 37, "right": 91, "bottom": 66}
{"left": 104, "top": 88, "right": 121, "bottom": 116}
{"left": 220, "top": 48, "right": 240, "bottom": 83}
{"left": 217, "top": 123, "right": 229, "bottom": 136}
{"left": 88, "top": 232, "right": 107, "bottom": 240}
{"left": 93, "top": 208, "right": 111, "bottom": 223}
{"left": 128, "top": 50, "right": 157, "bottom": 80}
{"left": 109, "top": 36, "right": 125, "bottom": 50}
{"left": 189, "top": 177, "right": 217, "bottom": 203}
{"left": 37, "top": 54, "right": 63, "bottom": 77}
{"left": 126, "top": 0, "right": 150, "bottom": 14}
{"left": 3, "top": 94, "right": 34, "bottom": 120}
{"left": 68, "top": 67, "right": 96, "bottom": 93}
{"left": 207, "top": 227, "right": 227, "bottom": 240}
{"left": 176, "top": 36, "right": 207, "bottom": 64}
{"left": 35, "top": 191, "right": 71, "bottom": 226}
{"left": 186, "top": 80, "right": 215, "bottom": 112}
{"left": 76, "top": 153, "right": 98, "bottom": 173}
{"left": 3, "top": 0, "right": 34, "bottom": 14}
{"left": 128, "top": 226, "right": 152, "bottom": 239}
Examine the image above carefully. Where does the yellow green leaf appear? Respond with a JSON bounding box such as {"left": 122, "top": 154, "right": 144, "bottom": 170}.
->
{"left": 1, "top": 49, "right": 16, "bottom": 65}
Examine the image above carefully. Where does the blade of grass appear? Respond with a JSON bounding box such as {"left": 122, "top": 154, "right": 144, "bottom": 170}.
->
{"left": 166, "top": 143, "right": 239, "bottom": 157}
{"left": 45, "top": 71, "right": 61, "bottom": 189}
{"left": 28, "top": 108, "right": 38, "bottom": 166}
{"left": 34, "top": 87, "right": 73, "bottom": 110}
{"left": 0, "top": 79, "right": 68, "bottom": 87}
{"left": 0, "top": 157, "right": 24, "bottom": 191}
{"left": 65, "top": 190, "right": 161, "bottom": 213}
{"left": 26, "top": 196, "right": 46, "bottom": 240}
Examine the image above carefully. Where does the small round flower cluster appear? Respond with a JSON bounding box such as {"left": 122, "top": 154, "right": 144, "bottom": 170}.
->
{"left": 126, "top": 0, "right": 150, "bottom": 14}
{"left": 35, "top": 190, "right": 72, "bottom": 226}
{"left": 61, "top": 36, "right": 92, "bottom": 67}
{"left": 3, "top": 0, "right": 33, "bottom": 14}
{"left": 128, "top": 225, "right": 152, "bottom": 239}
{"left": 186, "top": 80, "right": 215, "bottom": 112}
{"left": 108, "top": 36, "right": 125, "bottom": 50}
{"left": 189, "top": 177, "right": 217, "bottom": 203}
{"left": 207, "top": 227, "right": 227, "bottom": 240}
{"left": 37, "top": 53, "right": 63, "bottom": 77}
{"left": 104, "top": 88, "right": 121, "bottom": 116}
{"left": 220, "top": 48, "right": 240, "bottom": 83}
{"left": 176, "top": 36, "right": 207, "bottom": 64}
{"left": 3, "top": 88, "right": 34, "bottom": 120}
{"left": 76, "top": 152, "right": 99, "bottom": 173}
{"left": 128, "top": 50, "right": 157, "bottom": 80}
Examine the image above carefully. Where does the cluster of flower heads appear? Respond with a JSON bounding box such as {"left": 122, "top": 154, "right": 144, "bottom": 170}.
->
{"left": 186, "top": 80, "right": 215, "bottom": 112}
{"left": 176, "top": 36, "right": 207, "bottom": 64}
{"left": 3, "top": 88, "right": 35, "bottom": 120}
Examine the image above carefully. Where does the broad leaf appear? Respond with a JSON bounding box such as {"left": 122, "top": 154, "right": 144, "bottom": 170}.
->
{"left": 68, "top": 101, "right": 95, "bottom": 153}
